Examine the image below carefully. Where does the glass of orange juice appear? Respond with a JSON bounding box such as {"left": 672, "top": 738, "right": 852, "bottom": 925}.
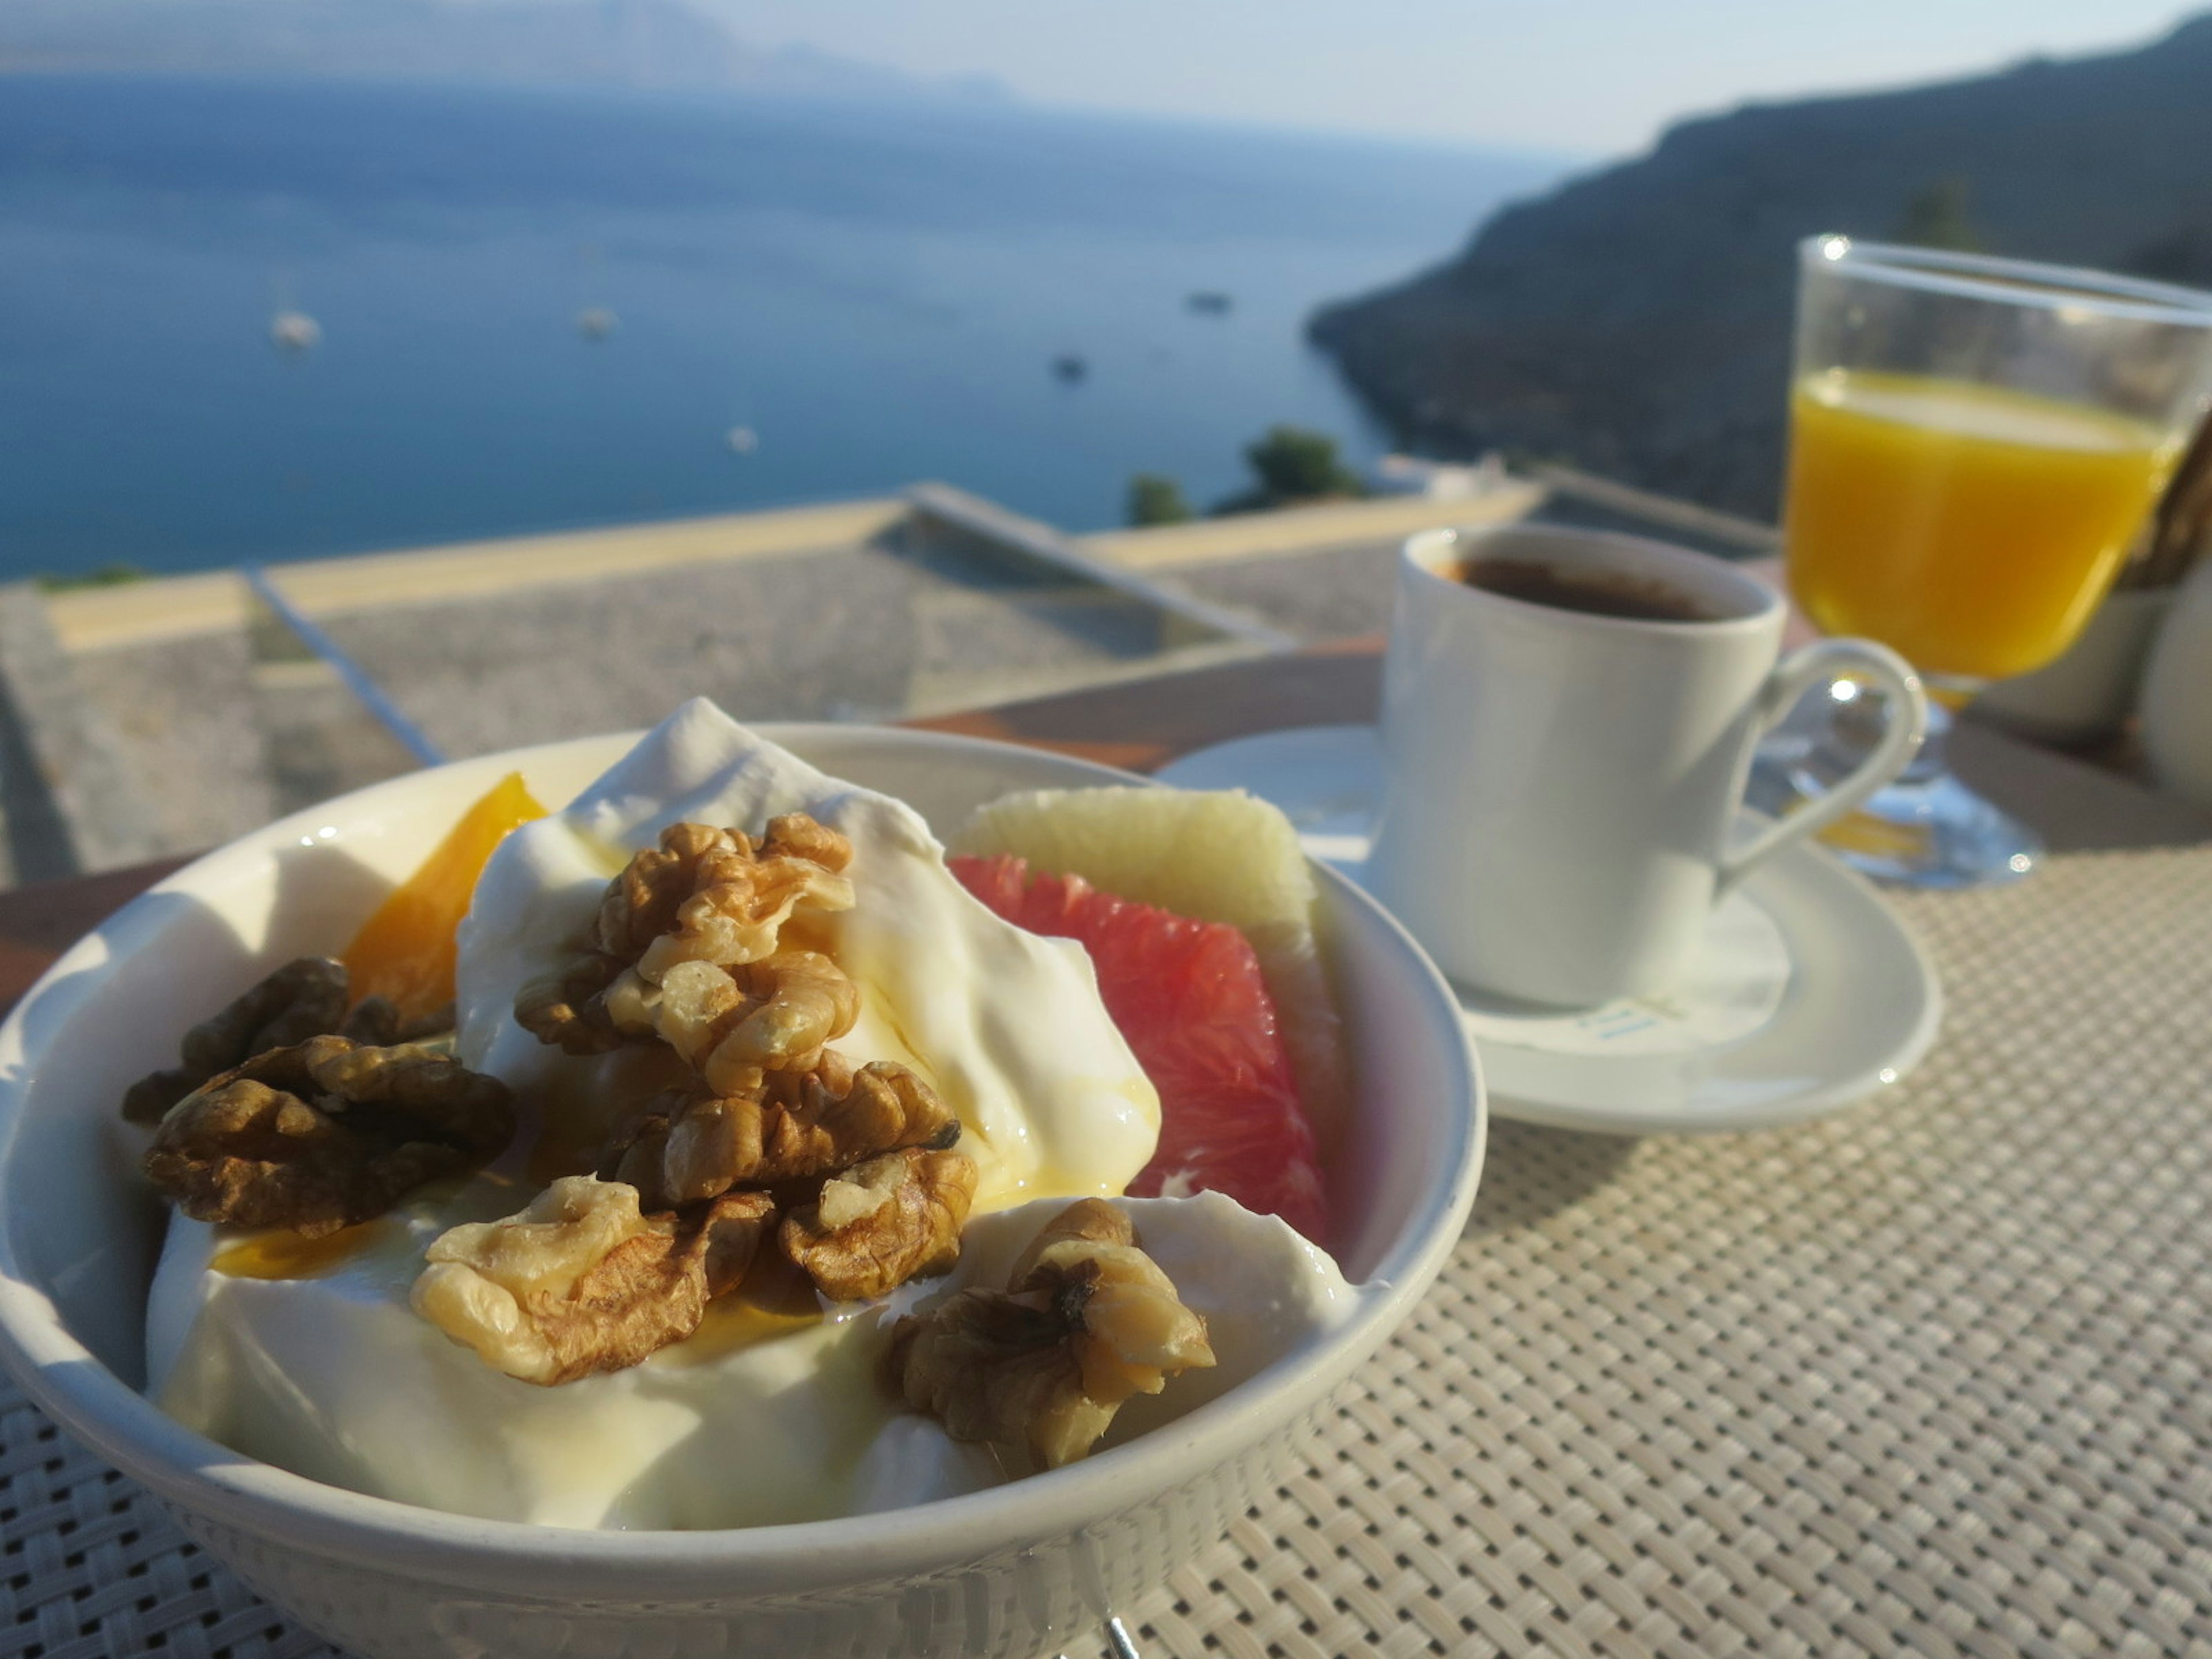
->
{"left": 1778, "top": 236, "right": 2212, "bottom": 886}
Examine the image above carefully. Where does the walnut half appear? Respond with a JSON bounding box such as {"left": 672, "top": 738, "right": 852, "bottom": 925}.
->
{"left": 516, "top": 816, "right": 856, "bottom": 1055}
{"left": 630, "top": 816, "right": 855, "bottom": 982}
{"left": 513, "top": 952, "right": 628, "bottom": 1055}
{"left": 602, "top": 950, "right": 861, "bottom": 1085}
{"left": 781, "top": 1146, "right": 979, "bottom": 1303}
{"left": 122, "top": 956, "right": 351, "bottom": 1125}
{"left": 142, "top": 1036, "right": 516, "bottom": 1237}
{"left": 601, "top": 1051, "right": 957, "bottom": 1211}
{"left": 412, "top": 1176, "right": 774, "bottom": 1385}
{"left": 891, "top": 1199, "right": 1216, "bottom": 1469}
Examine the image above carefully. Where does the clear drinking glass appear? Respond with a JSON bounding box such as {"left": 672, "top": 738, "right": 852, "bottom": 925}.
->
{"left": 1778, "top": 235, "right": 2212, "bottom": 887}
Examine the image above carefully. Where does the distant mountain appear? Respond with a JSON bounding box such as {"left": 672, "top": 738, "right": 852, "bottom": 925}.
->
{"left": 0, "top": 0, "right": 1012, "bottom": 103}
{"left": 1309, "top": 16, "right": 2212, "bottom": 518}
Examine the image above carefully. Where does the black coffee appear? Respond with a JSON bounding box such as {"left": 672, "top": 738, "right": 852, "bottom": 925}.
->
{"left": 1450, "top": 556, "right": 1719, "bottom": 623}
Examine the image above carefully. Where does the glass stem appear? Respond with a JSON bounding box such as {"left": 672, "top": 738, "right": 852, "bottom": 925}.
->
{"left": 1831, "top": 671, "right": 1976, "bottom": 785}
{"left": 1896, "top": 696, "right": 1951, "bottom": 786}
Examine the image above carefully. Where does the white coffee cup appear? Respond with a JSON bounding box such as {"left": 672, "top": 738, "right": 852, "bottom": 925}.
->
{"left": 1368, "top": 524, "right": 1927, "bottom": 1007}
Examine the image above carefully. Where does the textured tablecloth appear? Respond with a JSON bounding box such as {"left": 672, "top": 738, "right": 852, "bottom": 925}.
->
{"left": 6, "top": 838, "right": 2212, "bottom": 1658}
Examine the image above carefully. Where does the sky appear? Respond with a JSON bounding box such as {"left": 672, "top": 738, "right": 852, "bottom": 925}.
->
{"left": 696, "top": 0, "right": 2202, "bottom": 156}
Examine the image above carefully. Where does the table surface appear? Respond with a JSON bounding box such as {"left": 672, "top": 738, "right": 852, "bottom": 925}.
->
{"left": 5, "top": 647, "right": 2212, "bottom": 1659}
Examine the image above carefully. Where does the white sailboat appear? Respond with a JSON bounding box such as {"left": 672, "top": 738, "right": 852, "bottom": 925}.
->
{"left": 268, "top": 310, "right": 321, "bottom": 351}
{"left": 268, "top": 272, "right": 320, "bottom": 353}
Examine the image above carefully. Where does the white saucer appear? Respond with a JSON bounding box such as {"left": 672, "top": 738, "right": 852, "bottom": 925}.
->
{"left": 1157, "top": 725, "right": 1943, "bottom": 1135}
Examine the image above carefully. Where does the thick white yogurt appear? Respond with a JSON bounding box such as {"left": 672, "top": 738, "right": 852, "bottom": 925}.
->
{"left": 151, "top": 1190, "right": 1354, "bottom": 1527}
{"left": 146, "top": 706, "right": 1357, "bottom": 1527}
{"left": 457, "top": 699, "right": 1160, "bottom": 1207}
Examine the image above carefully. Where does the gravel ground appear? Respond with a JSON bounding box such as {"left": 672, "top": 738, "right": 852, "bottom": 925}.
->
{"left": 72, "top": 628, "right": 279, "bottom": 853}
{"left": 1165, "top": 539, "right": 1403, "bottom": 643}
{"left": 58, "top": 525, "right": 1636, "bottom": 863}
{"left": 31, "top": 503, "right": 1760, "bottom": 872}
{"left": 320, "top": 546, "right": 923, "bottom": 759}
{"left": 59, "top": 532, "right": 1262, "bottom": 858}
{"left": 320, "top": 539, "right": 1202, "bottom": 761}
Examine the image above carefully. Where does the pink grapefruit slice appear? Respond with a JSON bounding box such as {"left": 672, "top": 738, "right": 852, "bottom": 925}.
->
{"left": 951, "top": 853, "right": 1328, "bottom": 1243}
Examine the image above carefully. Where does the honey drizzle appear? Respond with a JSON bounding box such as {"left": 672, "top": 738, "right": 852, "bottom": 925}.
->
{"left": 210, "top": 1218, "right": 393, "bottom": 1281}
{"left": 657, "top": 1252, "right": 824, "bottom": 1367}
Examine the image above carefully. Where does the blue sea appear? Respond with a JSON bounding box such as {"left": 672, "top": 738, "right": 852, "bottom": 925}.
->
{"left": 0, "top": 75, "right": 1569, "bottom": 579}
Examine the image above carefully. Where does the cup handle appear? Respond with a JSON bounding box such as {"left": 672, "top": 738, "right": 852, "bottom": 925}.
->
{"left": 1716, "top": 637, "right": 1928, "bottom": 892}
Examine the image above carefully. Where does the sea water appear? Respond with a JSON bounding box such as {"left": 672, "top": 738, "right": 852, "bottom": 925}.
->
{"left": 0, "top": 75, "right": 1566, "bottom": 579}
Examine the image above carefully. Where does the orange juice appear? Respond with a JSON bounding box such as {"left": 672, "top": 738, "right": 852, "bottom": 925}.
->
{"left": 1782, "top": 369, "right": 2176, "bottom": 681}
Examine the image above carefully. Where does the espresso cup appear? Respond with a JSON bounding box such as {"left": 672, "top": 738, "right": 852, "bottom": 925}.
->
{"left": 1368, "top": 525, "right": 1926, "bottom": 1007}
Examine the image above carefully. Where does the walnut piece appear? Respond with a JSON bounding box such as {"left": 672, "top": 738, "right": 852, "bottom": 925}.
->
{"left": 123, "top": 956, "right": 351, "bottom": 1124}
{"left": 604, "top": 1050, "right": 957, "bottom": 1209}
{"left": 337, "top": 995, "right": 457, "bottom": 1047}
{"left": 631, "top": 816, "right": 855, "bottom": 982}
{"left": 142, "top": 1036, "right": 516, "bottom": 1237}
{"left": 513, "top": 952, "right": 628, "bottom": 1055}
{"left": 781, "top": 1146, "right": 978, "bottom": 1303}
{"left": 601, "top": 950, "right": 862, "bottom": 1090}
{"left": 412, "top": 1176, "right": 774, "bottom": 1385}
{"left": 1006, "top": 1194, "right": 1135, "bottom": 1283}
{"left": 891, "top": 1199, "right": 1215, "bottom": 1469}
{"left": 517, "top": 816, "right": 855, "bottom": 1056}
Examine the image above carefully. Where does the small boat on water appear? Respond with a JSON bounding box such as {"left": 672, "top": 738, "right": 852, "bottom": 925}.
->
{"left": 725, "top": 425, "right": 758, "bottom": 454}
{"left": 1185, "top": 290, "right": 1233, "bottom": 315}
{"left": 268, "top": 310, "right": 321, "bottom": 352}
{"left": 577, "top": 306, "right": 618, "bottom": 340}
{"left": 267, "top": 271, "right": 319, "bottom": 353}
{"left": 1052, "top": 354, "right": 1088, "bottom": 383}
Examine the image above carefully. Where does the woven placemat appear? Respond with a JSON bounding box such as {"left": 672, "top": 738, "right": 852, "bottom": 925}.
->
{"left": 5, "top": 844, "right": 2211, "bottom": 1658}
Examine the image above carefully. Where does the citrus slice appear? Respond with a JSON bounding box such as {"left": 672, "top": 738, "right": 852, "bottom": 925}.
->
{"left": 344, "top": 771, "right": 548, "bottom": 1021}
{"left": 950, "top": 786, "right": 1347, "bottom": 1150}
{"left": 951, "top": 853, "right": 1328, "bottom": 1243}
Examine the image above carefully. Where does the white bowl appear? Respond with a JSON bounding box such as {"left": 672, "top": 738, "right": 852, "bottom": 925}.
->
{"left": 0, "top": 726, "right": 1484, "bottom": 1659}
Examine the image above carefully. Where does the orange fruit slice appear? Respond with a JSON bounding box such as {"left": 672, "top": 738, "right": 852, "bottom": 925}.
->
{"left": 343, "top": 771, "right": 548, "bottom": 1021}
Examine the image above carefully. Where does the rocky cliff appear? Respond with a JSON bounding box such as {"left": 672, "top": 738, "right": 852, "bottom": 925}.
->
{"left": 1309, "top": 16, "right": 2212, "bottom": 518}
